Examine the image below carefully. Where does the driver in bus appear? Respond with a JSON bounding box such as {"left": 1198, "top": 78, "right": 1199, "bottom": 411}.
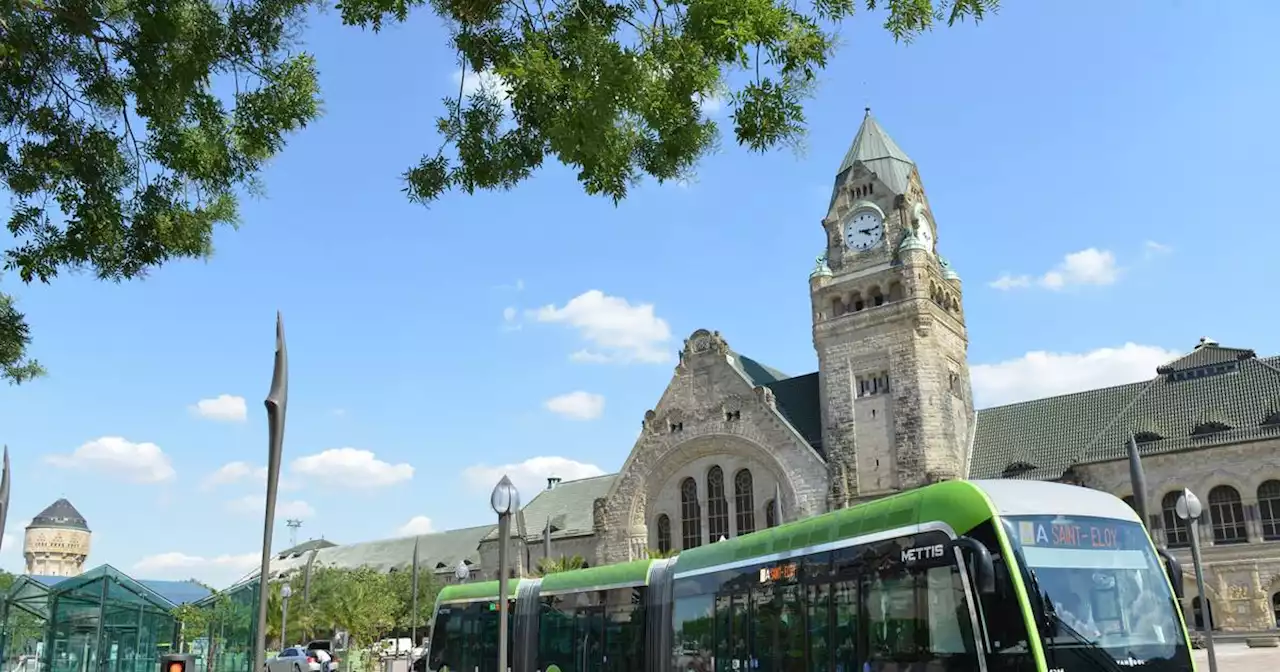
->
{"left": 1054, "top": 592, "right": 1102, "bottom": 640}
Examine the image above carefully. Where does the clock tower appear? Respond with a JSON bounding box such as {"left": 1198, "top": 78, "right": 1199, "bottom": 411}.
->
{"left": 809, "top": 109, "right": 975, "bottom": 508}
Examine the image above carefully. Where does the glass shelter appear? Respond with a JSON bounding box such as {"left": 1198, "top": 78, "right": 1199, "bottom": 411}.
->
{"left": 191, "top": 577, "right": 259, "bottom": 672}
{"left": 0, "top": 565, "right": 225, "bottom": 672}
{"left": 1, "top": 574, "right": 65, "bottom": 671}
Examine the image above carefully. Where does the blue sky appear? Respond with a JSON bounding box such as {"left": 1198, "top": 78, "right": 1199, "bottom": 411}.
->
{"left": 2, "top": 1, "right": 1277, "bottom": 586}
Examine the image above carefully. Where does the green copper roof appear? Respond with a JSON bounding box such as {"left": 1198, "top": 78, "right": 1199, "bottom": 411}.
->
{"left": 833, "top": 110, "right": 915, "bottom": 201}
{"left": 539, "top": 559, "right": 653, "bottom": 594}
{"left": 938, "top": 256, "right": 960, "bottom": 281}
{"left": 898, "top": 228, "right": 927, "bottom": 253}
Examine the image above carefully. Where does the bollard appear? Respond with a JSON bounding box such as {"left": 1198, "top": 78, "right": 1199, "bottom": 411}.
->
{"left": 161, "top": 653, "right": 197, "bottom": 672}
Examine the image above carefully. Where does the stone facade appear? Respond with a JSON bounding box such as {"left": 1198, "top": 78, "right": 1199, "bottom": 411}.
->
{"left": 1079, "top": 437, "right": 1280, "bottom": 631}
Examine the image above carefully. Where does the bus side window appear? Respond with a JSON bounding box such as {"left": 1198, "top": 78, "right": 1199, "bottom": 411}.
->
{"left": 965, "top": 521, "right": 1035, "bottom": 671}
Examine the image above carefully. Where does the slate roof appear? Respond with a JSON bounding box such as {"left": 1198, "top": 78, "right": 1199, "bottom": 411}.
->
{"left": 253, "top": 524, "right": 493, "bottom": 583}
{"left": 969, "top": 340, "right": 1280, "bottom": 480}
{"left": 275, "top": 538, "right": 338, "bottom": 560}
{"left": 832, "top": 110, "right": 915, "bottom": 205}
{"left": 28, "top": 498, "right": 90, "bottom": 532}
{"left": 487, "top": 473, "right": 617, "bottom": 542}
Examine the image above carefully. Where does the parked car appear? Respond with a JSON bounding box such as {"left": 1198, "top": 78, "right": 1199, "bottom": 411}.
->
{"left": 304, "top": 640, "right": 341, "bottom": 672}
{"left": 266, "top": 647, "right": 322, "bottom": 672}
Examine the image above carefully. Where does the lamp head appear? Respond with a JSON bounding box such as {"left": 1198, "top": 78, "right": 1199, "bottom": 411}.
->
{"left": 1175, "top": 488, "right": 1203, "bottom": 521}
{"left": 280, "top": 583, "right": 293, "bottom": 599}
{"left": 455, "top": 560, "right": 470, "bottom": 581}
{"left": 490, "top": 475, "right": 520, "bottom": 516}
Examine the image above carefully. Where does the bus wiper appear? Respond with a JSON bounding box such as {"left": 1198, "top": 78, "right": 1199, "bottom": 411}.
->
{"left": 1049, "top": 613, "right": 1128, "bottom": 672}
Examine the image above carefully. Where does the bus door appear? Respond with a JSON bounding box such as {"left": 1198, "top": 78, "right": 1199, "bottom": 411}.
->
{"left": 713, "top": 585, "right": 750, "bottom": 672}
{"left": 575, "top": 602, "right": 605, "bottom": 672}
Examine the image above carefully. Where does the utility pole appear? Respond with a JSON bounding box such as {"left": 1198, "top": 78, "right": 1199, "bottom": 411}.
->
{"left": 286, "top": 519, "right": 303, "bottom": 547}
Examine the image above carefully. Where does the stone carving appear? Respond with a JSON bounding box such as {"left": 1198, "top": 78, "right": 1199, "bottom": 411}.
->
{"left": 593, "top": 497, "right": 607, "bottom": 533}
{"left": 683, "top": 329, "right": 730, "bottom": 357}
{"left": 722, "top": 394, "right": 746, "bottom": 414}
{"left": 1226, "top": 583, "right": 1252, "bottom": 600}
{"left": 754, "top": 385, "right": 776, "bottom": 410}
{"left": 642, "top": 409, "right": 657, "bottom": 432}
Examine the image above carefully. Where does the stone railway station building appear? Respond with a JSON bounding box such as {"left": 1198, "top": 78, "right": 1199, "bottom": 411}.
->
{"left": 263, "top": 112, "right": 1280, "bottom": 634}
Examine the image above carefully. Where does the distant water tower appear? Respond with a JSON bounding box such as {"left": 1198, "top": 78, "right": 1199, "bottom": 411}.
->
{"left": 24, "top": 499, "right": 92, "bottom": 577}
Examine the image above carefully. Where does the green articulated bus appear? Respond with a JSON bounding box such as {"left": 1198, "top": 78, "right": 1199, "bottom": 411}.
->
{"left": 426, "top": 479, "right": 1194, "bottom": 672}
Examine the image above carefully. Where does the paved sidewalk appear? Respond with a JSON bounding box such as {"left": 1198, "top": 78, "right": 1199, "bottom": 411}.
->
{"left": 1193, "top": 643, "right": 1279, "bottom": 672}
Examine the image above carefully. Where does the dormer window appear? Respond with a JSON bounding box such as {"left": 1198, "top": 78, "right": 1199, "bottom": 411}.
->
{"left": 1191, "top": 421, "right": 1231, "bottom": 437}
{"left": 1002, "top": 462, "right": 1036, "bottom": 478}
{"left": 1132, "top": 431, "right": 1163, "bottom": 444}
{"left": 1263, "top": 409, "right": 1280, "bottom": 427}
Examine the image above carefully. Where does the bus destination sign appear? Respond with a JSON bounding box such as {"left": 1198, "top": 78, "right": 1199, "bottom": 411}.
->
{"left": 1017, "top": 519, "right": 1123, "bottom": 550}
{"left": 758, "top": 561, "right": 798, "bottom": 584}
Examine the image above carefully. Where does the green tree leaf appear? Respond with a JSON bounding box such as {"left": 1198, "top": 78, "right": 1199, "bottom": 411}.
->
{"left": 337, "top": 0, "right": 998, "bottom": 206}
{"left": 0, "top": 0, "right": 322, "bottom": 383}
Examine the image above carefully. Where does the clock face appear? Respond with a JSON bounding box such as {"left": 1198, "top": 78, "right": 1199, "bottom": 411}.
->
{"left": 917, "top": 217, "right": 934, "bottom": 252}
{"left": 843, "top": 210, "right": 883, "bottom": 251}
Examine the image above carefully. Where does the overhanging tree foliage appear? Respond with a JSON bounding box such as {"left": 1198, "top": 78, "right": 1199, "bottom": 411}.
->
{"left": 0, "top": 0, "right": 996, "bottom": 384}
{"left": 332, "top": 0, "right": 999, "bottom": 206}
{"left": 0, "top": 0, "right": 321, "bottom": 383}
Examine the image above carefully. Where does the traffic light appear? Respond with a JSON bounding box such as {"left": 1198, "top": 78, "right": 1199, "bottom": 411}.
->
{"left": 161, "top": 653, "right": 195, "bottom": 672}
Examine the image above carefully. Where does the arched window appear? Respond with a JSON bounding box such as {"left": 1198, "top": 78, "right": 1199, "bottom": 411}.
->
{"left": 1191, "top": 596, "right": 1215, "bottom": 630}
{"left": 734, "top": 469, "right": 756, "bottom": 536}
{"left": 656, "top": 514, "right": 672, "bottom": 554}
{"left": 1272, "top": 593, "right": 1280, "bottom": 628}
{"left": 1259, "top": 480, "right": 1280, "bottom": 541}
{"left": 765, "top": 499, "right": 777, "bottom": 528}
{"left": 680, "top": 477, "right": 702, "bottom": 550}
{"left": 1208, "top": 485, "right": 1247, "bottom": 544}
{"left": 1161, "top": 491, "right": 1189, "bottom": 548}
{"left": 707, "top": 466, "right": 730, "bottom": 541}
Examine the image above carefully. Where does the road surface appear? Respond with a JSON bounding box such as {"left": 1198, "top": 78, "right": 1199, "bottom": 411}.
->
{"left": 1193, "top": 642, "right": 1278, "bottom": 672}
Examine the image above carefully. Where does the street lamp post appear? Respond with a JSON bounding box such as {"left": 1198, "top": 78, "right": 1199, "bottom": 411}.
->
{"left": 280, "top": 583, "right": 293, "bottom": 649}
{"left": 1175, "top": 488, "right": 1218, "bottom": 672}
{"left": 490, "top": 476, "right": 520, "bottom": 672}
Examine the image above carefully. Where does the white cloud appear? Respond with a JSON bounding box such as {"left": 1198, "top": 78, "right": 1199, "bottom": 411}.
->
{"left": 971, "top": 343, "right": 1182, "bottom": 408}
{"left": 989, "top": 248, "right": 1120, "bottom": 291}
{"left": 462, "top": 456, "right": 606, "bottom": 504}
{"left": 203, "top": 461, "right": 265, "bottom": 489}
{"left": 452, "top": 68, "right": 511, "bottom": 103}
{"left": 1143, "top": 240, "right": 1173, "bottom": 259}
{"left": 544, "top": 391, "right": 606, "bottom": 421}
{"left": 696, "top": 93, "right": 723, "bottom": 114}
{"left": 291, "top": 448, "right": 414, "bottom": 488}
{"left": 45, "top": 437, "right": 175, "bottom": 483}
{"left": 133, "top": 551, "right": 259, "bottom": 585}
{"left": 226, "top": 495, "right": 315, "bottom": 519}
{"left": 203, "top": 461, "right": 302, "bottom": 492}
{"left": 530, "top": 290, "right": 672, "bottom": 364}
{"left": 396, "top": 516, "right": 435, "bottom": 537}
{"left": 190, "top": 394, "right": 248, "bottom": 422}
{"left": 502, "top": 306, "right": 522, "bottom": 332}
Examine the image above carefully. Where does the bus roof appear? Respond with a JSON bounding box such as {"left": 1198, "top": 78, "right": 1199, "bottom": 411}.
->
{"left": 436, "top": 578, "right": 519, "bottom": 604}
{"left": 539, "top": 559, "right": 653, "bottom": 595}
{"left": 970, "top": 479, "right": 1139, "bottom": 523}
{"left": 672, "top": 479, "right": 1137, "bottom": 575}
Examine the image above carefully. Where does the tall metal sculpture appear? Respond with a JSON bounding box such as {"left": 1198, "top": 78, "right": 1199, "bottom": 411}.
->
{"left": 255, "top": 313, "right": 290, "bottom": 672}
{"left": 0, "top": 446, "right": 11, "bottom": 550}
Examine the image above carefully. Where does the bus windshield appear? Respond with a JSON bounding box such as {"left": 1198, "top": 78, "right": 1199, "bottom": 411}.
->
{"left": 1003, "top": 515, "right": 1190, "bottom": 669}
